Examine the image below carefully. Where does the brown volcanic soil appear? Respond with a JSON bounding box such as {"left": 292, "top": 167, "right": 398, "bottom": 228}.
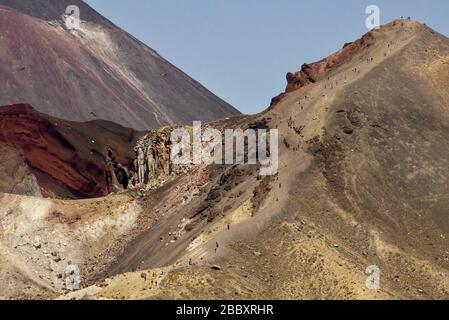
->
{"left": 0, "top": 104, "right": 139, "bottom": 199}
{"left": 72, "top": 20, "right": 449, "bottom": 300}
{"left": 2, "top": 20, "right": 449, "bottom": 300}
{"left": 0, "top": 0, "right": 238, "bottom": 130}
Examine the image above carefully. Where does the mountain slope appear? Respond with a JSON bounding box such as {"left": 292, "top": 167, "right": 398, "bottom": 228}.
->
{"left": 83, "top": 20, "right": 449, "bottom": 299}
{"left": 0, "top": 0, "right": 238, "bottom": 130}
{"left": 2, "top": 19, "right": 449, "bottom": 300}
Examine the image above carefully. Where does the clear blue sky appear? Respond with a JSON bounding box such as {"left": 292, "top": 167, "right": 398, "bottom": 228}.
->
{"left": 85, "top": 0, "right": 448, "bottom": 114}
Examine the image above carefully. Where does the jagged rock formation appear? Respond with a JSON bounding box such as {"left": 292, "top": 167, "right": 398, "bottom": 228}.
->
{"left": 285, "top": 32, "right": 376, "bottom": 93}
{"left": 0, "top": 0, "right": 238, "bottom": 130}
{"left": 129, "top": 116, "right": 267, "bottom": 189}
{"left": 271, "top": 22, "right": 384, "bottom": 106}
{"left": 132, "top": 126, "right": 193, "bottom": 188}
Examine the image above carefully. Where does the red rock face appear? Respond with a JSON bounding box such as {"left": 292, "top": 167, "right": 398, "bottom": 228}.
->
{"left": 0, "top": 104, "right": 137, "bottom": 198}
{"left": 284, "top": 33, "right": 375, "bottom": 93}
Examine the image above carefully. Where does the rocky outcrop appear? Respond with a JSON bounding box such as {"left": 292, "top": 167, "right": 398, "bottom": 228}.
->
{"left": 285, "top": 32, "right": 375, "bottom": 93}
{"left": 270, "top": 30, "right": 376, "bottom": 106}
{"left": 106, "top": 148, "right": 130, "bottom": 191}
{"left": 132, "top": 126, "right": 193, "bottom": 188}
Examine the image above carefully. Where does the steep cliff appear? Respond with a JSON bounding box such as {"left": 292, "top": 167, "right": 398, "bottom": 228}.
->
{"left": 0, "top": 104, "right": 140, "bottom": 198}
